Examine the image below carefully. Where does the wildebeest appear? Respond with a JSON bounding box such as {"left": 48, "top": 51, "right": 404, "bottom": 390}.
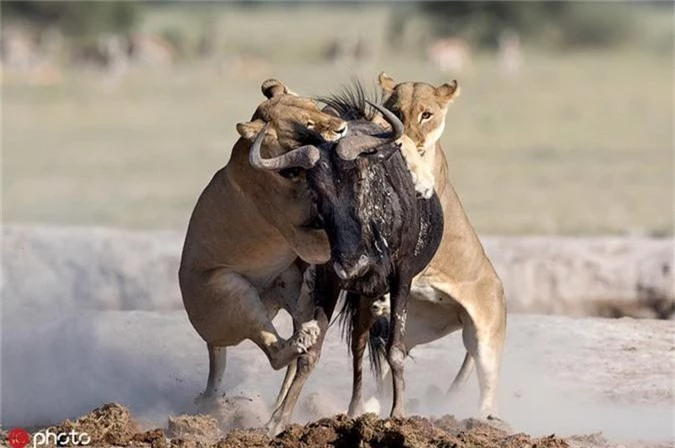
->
{"left": 248, "top": 86, "right": 444, "bottom": 432}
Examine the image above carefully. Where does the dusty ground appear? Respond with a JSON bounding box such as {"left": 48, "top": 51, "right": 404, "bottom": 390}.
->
{"left": 3, "top": 311, "right": 673, "bottom": 447}
{"left": 7, "top": 402, "right": 667, "bottom": 448}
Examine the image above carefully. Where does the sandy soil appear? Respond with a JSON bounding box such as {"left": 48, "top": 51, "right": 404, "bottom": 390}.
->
{"left": 2, "top": 308, "right": 673, "bottom": 447}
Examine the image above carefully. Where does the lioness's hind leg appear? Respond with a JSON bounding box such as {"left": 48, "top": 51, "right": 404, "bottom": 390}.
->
{"left": 462, "top": 319, "right": 504, "bottom": 419}
{"left": 205, "top": 344, "right": 227, "bottom": 398}
{"left": 194, "top": 344, "right": 227, "bottom": 408}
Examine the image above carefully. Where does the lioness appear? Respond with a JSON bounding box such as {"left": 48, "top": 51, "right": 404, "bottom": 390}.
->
{"left": 179, "top": 79, "right": 346, "bottom": 410}
{"left": 370, "top": 72, "right": 507, "bottom": 419}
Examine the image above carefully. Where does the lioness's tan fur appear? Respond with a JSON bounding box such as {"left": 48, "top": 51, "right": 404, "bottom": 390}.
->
{"left": 377, "top": 72, "right": 507, "bottom": 418}
{"left": 179, "top": 80, "right": 346, "bottom": 415}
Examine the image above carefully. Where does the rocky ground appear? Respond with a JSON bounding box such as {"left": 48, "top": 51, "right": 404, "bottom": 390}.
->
{"left": 3, "top": 402, "right": 670, "bottom": 448}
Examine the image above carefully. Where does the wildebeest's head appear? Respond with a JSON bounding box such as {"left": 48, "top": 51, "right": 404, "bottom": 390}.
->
{"left": 248, "top": 101, "right": 405, "bottom": 293}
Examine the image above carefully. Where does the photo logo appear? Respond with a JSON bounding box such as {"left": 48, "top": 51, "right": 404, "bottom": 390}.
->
{"left": 6, "top": 428, "right": 91, "bottom": 447}
{"left": 7, "top": 428, "right": 30, "bottom": 448}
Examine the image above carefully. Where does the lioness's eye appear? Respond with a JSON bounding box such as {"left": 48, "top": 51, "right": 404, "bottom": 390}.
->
{"left": 306, "top": 120, "right": 315, "bottom": 129}
{"left": 421, "top": 112, "right": 432, "bottom": 121}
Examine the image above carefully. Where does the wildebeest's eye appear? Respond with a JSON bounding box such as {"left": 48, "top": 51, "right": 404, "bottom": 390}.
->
{"left": 421, "top": 111, "right": 433, "bottom": 121}
{"left": 279, "top": 167, "right": 302, "bottom": 179}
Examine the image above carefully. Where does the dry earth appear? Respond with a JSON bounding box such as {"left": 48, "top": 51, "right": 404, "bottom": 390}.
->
{"left": 2, "top": 310, "right": 673, "bottom": 447}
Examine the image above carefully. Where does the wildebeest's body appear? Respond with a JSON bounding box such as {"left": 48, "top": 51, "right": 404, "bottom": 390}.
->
{"left": 297, "top": 96, "right": 444, "bottom": 418}
{"left": 253, "top": 89, "right": 444, "bottom": 429}
{"left": 306, "top": 119, "right": 444, "bottom": 299}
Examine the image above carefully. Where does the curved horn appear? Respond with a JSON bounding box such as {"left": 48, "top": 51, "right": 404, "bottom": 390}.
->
{"left": 368, "top": 101, "right": 404, "bottom": 140}
{"left": 249, "top": 123, "right": 320, "bottom": 171}
{"left": 336, "top": 101, "right": 404, "bottom": 161}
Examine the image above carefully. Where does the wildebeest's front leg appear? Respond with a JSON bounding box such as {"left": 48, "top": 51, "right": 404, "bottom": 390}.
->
{"left": 347, "top": 293, "right": 381, "bottom": 417}
{"left": 264, "top": 265, "right": 341, "bottom": 436}
{"left": 387, "top": 273, "right": 412, "bottom": 418}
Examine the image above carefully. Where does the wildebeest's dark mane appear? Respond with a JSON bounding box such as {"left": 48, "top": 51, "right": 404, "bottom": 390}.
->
{"left": 316, "top": 78, "right": 381, "bottom": 121}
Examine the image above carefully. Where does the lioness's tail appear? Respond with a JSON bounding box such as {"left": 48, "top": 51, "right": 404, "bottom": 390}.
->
{"left": 448, "top": 352, "right": 475, "bottom": 395}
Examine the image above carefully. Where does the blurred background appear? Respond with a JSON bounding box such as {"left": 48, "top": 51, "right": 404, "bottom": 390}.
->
{"left": 2, "top": 1, "right": 673, "bottom": 235}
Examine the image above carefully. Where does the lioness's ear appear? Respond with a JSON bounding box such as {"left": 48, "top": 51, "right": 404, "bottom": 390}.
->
{"left": 378, "top": 72, "right": 396, "bottom": 95}
{"left": 435, "top": 80, "right": 460, "bottom": 104}
{"left": 261, "top": 78, "right": 294, "bottom": 98}
{"left": 236, "top": 119, "right": 266, "bottom": 140}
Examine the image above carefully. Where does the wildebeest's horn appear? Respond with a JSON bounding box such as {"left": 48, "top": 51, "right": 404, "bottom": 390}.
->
{"left": 368, "top": 101, "right": 404, "bottom": 140}
{"left": 249, "top": 123, "right": 320, "bottom": 171}
{"left": 336, "top": 101, "right": 404, "bottom": 161}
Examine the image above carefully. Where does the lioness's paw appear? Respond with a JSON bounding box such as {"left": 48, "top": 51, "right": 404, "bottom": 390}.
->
{"left": 370, "top": 295, "right": 390, "bottom": 317}
{"left": 410, "top": 166, "right": 435, "bottom": 199}
{"left": 294, "top": 320, "right": 320, "bottom": 353}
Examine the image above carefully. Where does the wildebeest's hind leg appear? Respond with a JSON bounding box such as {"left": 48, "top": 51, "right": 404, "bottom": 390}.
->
{"left": 387, "top": 274, "right": 412, "bottom": 418}
{"left": 265, "top": 265, "right": 342, "bottom": 436}
{"left": 347, "top": 293, "right": 380, "bottom": 417}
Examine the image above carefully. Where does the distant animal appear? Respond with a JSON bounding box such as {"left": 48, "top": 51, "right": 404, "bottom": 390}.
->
{"left": 364, "top": 72, "right": 507, "bottom": 420}
{"left": 247, "top": 87, "right": 444, "bottom": 430}
{"left": 179, "top": 79, "right": 348, "bottom": 426}
{"left": 427, "top": 37, "right": 472, "bottom": 74}
{"left": 498, "top": 29, "right": 522, "bottom": 77}
{"left": 127, "top": 32, "right": 176, "bottom": 66}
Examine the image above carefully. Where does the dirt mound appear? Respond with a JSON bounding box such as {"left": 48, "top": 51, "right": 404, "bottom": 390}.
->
{"left": 4, "top": 403, "right": 583, "bottom": 448}
{"left": 48, "top": 402, "right": 141, "bottom": 446}
{"left": 259, "top": 413, "right": 568, "bottom": 448}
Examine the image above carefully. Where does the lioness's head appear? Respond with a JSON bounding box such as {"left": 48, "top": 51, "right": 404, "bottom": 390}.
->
{"left": 378, "top": 72, "right": 460, "bottom": 154}
{"left": 236, "top": 79, "right": 348, "bottom": 172}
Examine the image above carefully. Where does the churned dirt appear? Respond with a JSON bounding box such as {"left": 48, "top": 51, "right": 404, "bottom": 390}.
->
{"left": 6, "top": 402, "right": 666, "bottom": 448}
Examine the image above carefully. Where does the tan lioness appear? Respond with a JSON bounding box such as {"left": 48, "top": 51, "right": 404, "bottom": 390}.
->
{"left": 370, "top": 72, "right": 507, "bottom": 419}
{"left": 179, "top": 79, "right": 347, "bottom": 411}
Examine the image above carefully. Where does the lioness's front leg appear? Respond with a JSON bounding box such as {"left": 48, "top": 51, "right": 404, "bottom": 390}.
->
{"left": 290, "top": 228, "right": 331, "bottom": 265}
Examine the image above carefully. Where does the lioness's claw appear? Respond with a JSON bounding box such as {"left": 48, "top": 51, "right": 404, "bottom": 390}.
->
{"left": 293, "top": 320, "right": 320, "bottom": 353}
